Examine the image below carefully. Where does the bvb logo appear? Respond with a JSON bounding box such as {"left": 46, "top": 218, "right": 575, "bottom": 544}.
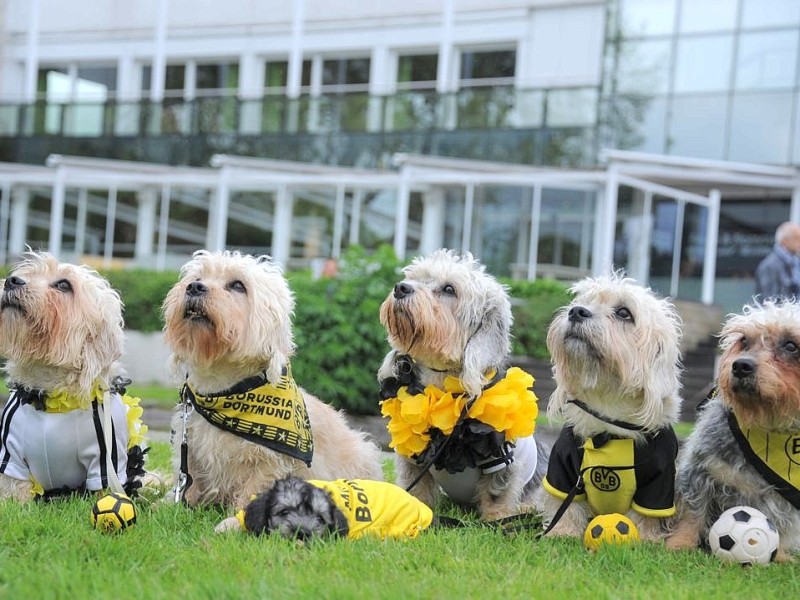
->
{"left": 590, "top": 467, "right": 621, "bottom": 492}
{"left": 786, "top": 435, "right": 800, "bottom": 467}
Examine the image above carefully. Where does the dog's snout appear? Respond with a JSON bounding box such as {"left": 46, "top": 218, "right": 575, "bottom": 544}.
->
{"left": 568, "top": 306, "right": 592, "bottom": 323}
{"left": 394, "top": 282, "right": 414, "bottom": 299}
{"left": 731, "top": 357, "right": 756, "bottom": 379}
{"left": 185, "top": 281, "right": 208, "bottom": 297}
{"left": 3, "top": 276, "right": 26, "bottom": 291}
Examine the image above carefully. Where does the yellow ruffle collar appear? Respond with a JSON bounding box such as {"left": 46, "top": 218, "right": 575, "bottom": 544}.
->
{"left": 380, "top": 366, "right": 538, "bottom": 459}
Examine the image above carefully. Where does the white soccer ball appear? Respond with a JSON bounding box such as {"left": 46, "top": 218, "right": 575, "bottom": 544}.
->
{"left": 708, "top": 506, "right": 779, "bottom": 565}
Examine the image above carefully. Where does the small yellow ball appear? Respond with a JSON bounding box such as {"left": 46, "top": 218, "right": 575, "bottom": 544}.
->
{"left": 583, "top": 513, "right": 639, "bottom": 551}
{"left": 90, "top": 492, "right": 137, "bottom": 534}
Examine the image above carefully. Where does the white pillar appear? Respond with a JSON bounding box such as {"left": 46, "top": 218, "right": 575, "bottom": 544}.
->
{"left": 103, "top": 187, "right": 118, "bottom": 268}
{"left": 367, "top": 46, "right": 390, "bottom": 132}
{"left": 394, "top": 176, "right": 411, "bottom": 259}
{"left": 272, "top": 185, "right": 293, "bottom": 266}
{"left": 0, "top": 181, "right": 11, "bottom": 265}
{"left": 239, "top": 51, "right": 264, "bottom": 134}
{"left": 332, "top": 184, "right": 345, "bottom": 259}
{"left": 74, "top": 188, "right": 88, "bottom": 256}
{"left": 595, "top": 165, "right": 619, "bottom": 275}
{"left": 437, "top": 0, "right": 455, "bottom": 94}
{"left": 791, "top": 187, "right": 800, "bottom": 223}
{"left": 462, "top": 184, "right": 475, "bottom": 252}
{"left": 23, "top": 0, "right": 41, "bottom": 103}
{"left": 156, "top": 183, "right": 171, "bottom": 271}
{"left": 526, "top": 185, "right": 542, "bottom": 280}
{"left": 135, "top": 187, "right": 158, "bottom": 260}
{"left": 287, "top": 0, "right": 305, "bottom": 99}
{"left": 208, "top": 166, "right": 230, "bottom": 251}
{"left": 49, "top": 167, "right": 66, "bottom": 257}
{"left": 702, "top": 189, "right": 721, "bottom": 305}
{"left": 349, "top": 189, "right": 363, "bottom": 245}
{"left": 670, "top": 200, "right": 685, "bottom": 298}
{"left": 150, "top": 0, "right": 169, "bottom": 102}
{"left": 420, "top": 187, "right": 445, "bottom": 255}
{"left": 9, "top": 187, "right": 30, "bottom": 255}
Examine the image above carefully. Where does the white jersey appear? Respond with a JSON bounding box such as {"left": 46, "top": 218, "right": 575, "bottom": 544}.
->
{"left": 0, "top": 389, "right": 129, "bottom": 492}
{"left": 431, "top": 434, "right": 539, "bottom": 505}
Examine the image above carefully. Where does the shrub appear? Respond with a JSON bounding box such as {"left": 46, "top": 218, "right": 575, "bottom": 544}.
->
{"left": 504, "top": 278, "right": 570, "bottom": 359}
{"left": 101, "top": 269, "right": 178, "bottom": 332}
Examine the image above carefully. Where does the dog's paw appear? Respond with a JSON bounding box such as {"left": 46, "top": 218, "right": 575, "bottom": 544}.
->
{"left": 214, "top": 516, "right": 242, "bottom": 534}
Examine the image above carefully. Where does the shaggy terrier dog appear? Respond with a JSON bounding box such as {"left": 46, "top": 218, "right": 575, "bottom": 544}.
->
{"left": 214, "top": 475, "right": 433, "bottom": 541}
{"left": 0, "top": 252, "right": 147, "bottom": 501}
{"left": 536, "top": 272, "right": 682, "bottom": 541}
{"left": 667, "top": 301, "right": 800, "bottom": 560}
{"left": 163, "top": 250, "right": 383, "bottom": 509}
{"left": 378, "top": 249, "right": 547, "bottom": 520}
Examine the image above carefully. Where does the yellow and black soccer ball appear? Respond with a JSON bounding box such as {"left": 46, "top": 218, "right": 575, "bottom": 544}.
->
{"left": 583, "top": 513, "right": 639, "bottom": 551}
{"left": 90, "top": 492, "right": 137, "bottom": 533}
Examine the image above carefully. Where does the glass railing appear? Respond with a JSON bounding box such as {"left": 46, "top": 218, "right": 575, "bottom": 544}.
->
{"left": 0, "top": 86, "right": 599, "bottom": 139}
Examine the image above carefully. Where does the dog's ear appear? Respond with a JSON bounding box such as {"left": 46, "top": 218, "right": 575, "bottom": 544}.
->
{"left": 243, "top": 489, "right": 275, "bottom": 534}
{"left": 461, "top": 293, "right": 512, "bottom": 397}
{"left": 327, "top": 502, "right": 349, "bottom": 538}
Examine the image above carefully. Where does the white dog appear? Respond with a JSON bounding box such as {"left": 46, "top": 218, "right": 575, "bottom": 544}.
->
{"left": 536, "top": 272, "right": 682, "bottom": 541}
{"left": 378, "top": 249, "right": 547, "bottom": 520}
{"left": 0, "top": 252, "right": 147, "bottom": 501}
{"left": 163, "top": 250, "right": 383, "bottom": 509}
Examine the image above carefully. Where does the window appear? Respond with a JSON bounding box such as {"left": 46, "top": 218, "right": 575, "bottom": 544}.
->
{"left": 460, "top": 50, "right": 515, "bottom": 82}
{"left": 741, "top": 0, "right": 800, "bottom": 29}
{"left": 322, "top": 58, "right": 370, "bottom": 89}
{"left": 674, "top": 35, "right": 734, "bottom": 93}
{"left": 196, "top": 63, "right": 239, "bottom": 95}
{"left": 610, "top": 39, "right": 671, "bottom": 95}
{"left": 264, "top": 60, "right": 312, "bottom": 90}
{"left": 141, "top": 65, "right": 186, "bottom": 97}
{"left": 736, "top": 31, "right": 798, "bottom": 90}
{"left": 668, "top": 94, "right": 728, "bottom": 159}
{"left": 619, "top": 0, "right": 676, "bottom": 37}
{"left": 75, "top": 66, "right": 116, "bottom": 101}
{"left": 728, "top": 92, "right": 793, "bottom": 163}
{"left": 397, "top": 54, "right": 438, "bottom": 89}
{"left": 679, "top": 0, "right": 737, "bottom": 34}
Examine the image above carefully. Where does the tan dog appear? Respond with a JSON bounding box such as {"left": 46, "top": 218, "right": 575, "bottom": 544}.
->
{"left": 667, "top": 301, "right": 800, "bottom": 560}
{"left": 163, "top": 250, "right": 383, "bottom": 509}
{"left": 378, "top": 249, "right": 547, "bottom": 520}
{"left": 0, "top": 252, "right": 146, "bottom": 501}
{"left": 535, "top": 272, "right": 682, "bottom": 541}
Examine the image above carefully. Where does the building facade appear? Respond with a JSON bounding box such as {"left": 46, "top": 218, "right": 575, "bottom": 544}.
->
{"left": 0, "top": 0, "right": 799, "bottom": 314}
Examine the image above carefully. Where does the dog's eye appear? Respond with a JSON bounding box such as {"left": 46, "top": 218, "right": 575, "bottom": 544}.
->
{"left": 784, "top": 340, "right": 799, "bottom": 354}
{"left": 51, "top": 279, "right": 72, "bottom": 293}
{"left": 740, "top": 337, "right": 750, "bottom": 350}
{"left": 277, "top": 507, "right": 292, "bottom": 517}
{"left": 226, "top": 280, "right": 246, "bottom": 294}
{"left": 614, "top": 306, "right": 633, "bottom": 322}
{"left": 442, "top": 284, "right": 457, "bottom": 296}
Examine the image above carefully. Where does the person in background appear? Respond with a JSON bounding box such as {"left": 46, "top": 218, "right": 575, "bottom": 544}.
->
{"left": 755, "top": 221, "right": 800, "bottom": 300}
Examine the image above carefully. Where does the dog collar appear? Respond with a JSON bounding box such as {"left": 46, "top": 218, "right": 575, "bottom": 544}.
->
{"left": 566, "top": 399, "right": 646, "bottom": 433}
{"left": 380, "top": 366, "right": 538, "bottom": 461}
{"left": 182, "top": 365, "right": 314, "bottom": 466}
{"left": 727, "top": 410, "right": 800, "bottom": 509}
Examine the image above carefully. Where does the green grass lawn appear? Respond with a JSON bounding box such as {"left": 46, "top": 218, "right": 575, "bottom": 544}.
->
{"left": 1, "top": 442, "right": 798, "bottom": 599}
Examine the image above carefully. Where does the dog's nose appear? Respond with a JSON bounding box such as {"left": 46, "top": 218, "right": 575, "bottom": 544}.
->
{"left": 3, "top": 276, "right": 26, "bottom": 291}
{"left": 732, "top": 357, "right": 756, "bottom": 379}
{"left": 568, "top": 306, "right": 592, "bottom": 323}
{"left": 394, "top": 282, "right": 414, "bottom": 299}
{"left": 185, "top": 281, "right": 208, "bottom": 297}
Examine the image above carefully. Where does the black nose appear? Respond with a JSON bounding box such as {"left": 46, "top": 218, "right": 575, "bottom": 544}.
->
{"left": 732, "top": 358, "right": 756, "bottom": 379}
{"left": 568, "top": 306, "right": 592, "bottom": 323}
{"left": 3, "top": 276, "right": 26, "bottom": 291}
{"left": 394, "top": 282, "right": 414, "bottom": 299}
{"left": 186, "top": 281, "right": 208, "bottom": 297}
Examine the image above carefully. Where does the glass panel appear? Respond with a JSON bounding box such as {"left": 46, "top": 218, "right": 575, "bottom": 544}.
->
{"left": 604, "top": 95, "right": 667, "bottom": 153}
{"left": 322, "top": 58, "right": 370, "bottom": 88}
{"left": 405, "top": 192, "right": 423, "bottom": 257}
{"left": 546, "top": 88, "right": 598, "bottom": 127}
{"left": 675, "top": 203, "right": 707, "bottom": 302}
{"left": 64, "top": 103, "right": 106, "bottom": 136}
{"left": 75, "top": 66, "right": 116, "bottom": 101}
{"left": 610, "top": 39, "right": 671, "bottom": 95}
{"left": 196, "top": 96, "right": 238, "bottom": 133}
{"left": 741, "top": 0, "right": 800, "bottom": 29}
{"left": 142, "top": 65, "right": 185, "bottom": 96}
{"left": 443, "top": 188, "right": 466, "bottom": 250}
{"left": 196, "top": 63, "right": 239, "bottom": 93}
{"left": 357, "top": 189, "right": 396, "bottom": 251}
{"left": 736, "top": 31, "right": 798, "bottom": 90}
{"left": 647, "top": 196, "right": 677, "bottom": 298}
{"left": 315, "top": 92, "right": 369, "bottom": 132}
{"left": 0, "top": 105, "right": 19, "bottom": 135}
{"left": 619, "top": 0, "right": 677, "bottom": 37}
{"left": 460, "top": 50, "right": 516, "bottom": 81}
{"left": 538, "top": 188, "right": 595, "bottom": 278}
{"left": 515, "top": 89, "right": 544, "bottom": 127}
{"left": 387, "top": 90, "right": 439, "bottom": 130}
{"left": 457, "top": 86, "right": 516, "bottom": 128}
{"left": 612, "top": 186, "right": 646, "bottom": 276}
{"left": 674, "top": 35, "right": 734, "bottom": 93}
{"left": 669, "top": 94, "right": 728, "bottom": 158}
{"left": 715, "top": 197, "right": 789, "bottom": 314}
{"left": 470, "top": 186, "right": 527, "bottom": 277}
{"left": 265, "top": 61, "right": 289, "bottom": 88}
{"left": 226, "top": 190, "right": 274, "bottom": 255}
{"left": 397, "top": 54, "right": 438, "bottom": 88}
{"left": 679, "top": 0, "right": 738, "bottom": 33}
{"left": 728, "top": 92, "right": 792, "bottom": 163}
{"left": 38, "top": 67, "right": 70, "bottom": 101}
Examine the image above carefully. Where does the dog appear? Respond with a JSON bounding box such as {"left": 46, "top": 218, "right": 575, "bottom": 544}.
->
{"left": 667, "top": 301, "right": 800, "bottom": 560}
{"left": 0, "top": 252, "right": 147, "bottom": 502}
{"left": 214, "top": 475, "right": 433, "bottom": 541}
{"left": 535, "top": 272, "right": 682, "bottom": 541}
{"left": 377, "top": 249, "right": 548, "bottom": 521}
{"left": 163, "top": 250, "right": 383, "bottom": 509}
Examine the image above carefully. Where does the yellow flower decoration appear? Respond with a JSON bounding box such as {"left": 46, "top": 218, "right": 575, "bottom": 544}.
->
{"left": 121, "top": 394, "right": 149, "bottom": 449}
{"left": 380, "top": 366, "right": 538, "bottom": 459}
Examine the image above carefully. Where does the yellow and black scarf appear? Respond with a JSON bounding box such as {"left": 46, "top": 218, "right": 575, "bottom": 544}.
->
{"left": 182, "top": 367, "right": 313, "bottom": 466}
{"left": 728, "top": 410, "right": 800, "bottom": 509}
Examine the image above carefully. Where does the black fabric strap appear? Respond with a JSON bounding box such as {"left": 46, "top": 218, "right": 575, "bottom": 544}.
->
{"left": 567, "top": 399, "right": 646, "bottom": 432}
{"left": 91, "top": 399, "right": 108, "bottom": 489}
{"left": 0, "top": 392, "right": 22, "bottom": 473}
